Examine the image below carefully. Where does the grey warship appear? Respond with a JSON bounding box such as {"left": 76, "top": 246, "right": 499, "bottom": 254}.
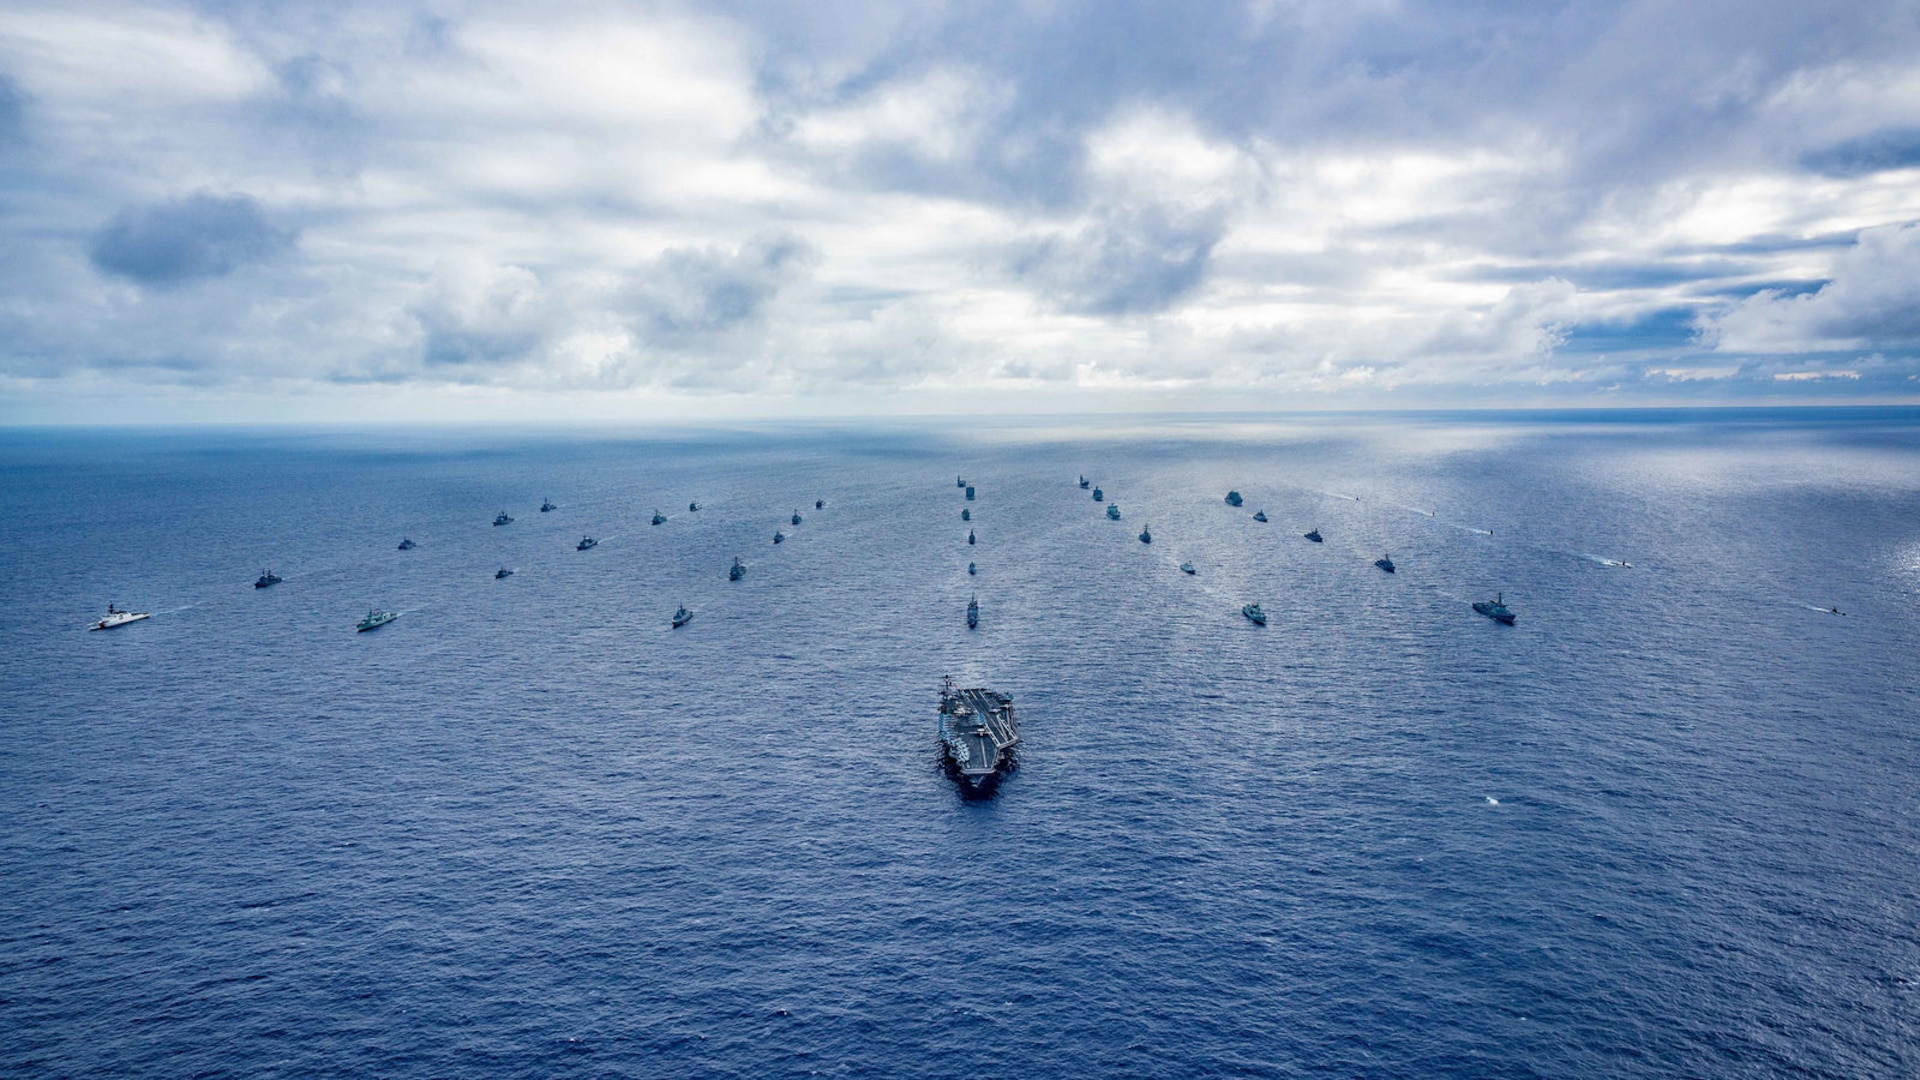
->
{"left": 939, "top": 677, "right": 1018, "bottom": 794}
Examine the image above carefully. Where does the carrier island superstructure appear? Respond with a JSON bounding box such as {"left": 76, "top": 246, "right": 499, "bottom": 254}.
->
{"left": 939, "top": 677, "right": 1019, "bottom": 792}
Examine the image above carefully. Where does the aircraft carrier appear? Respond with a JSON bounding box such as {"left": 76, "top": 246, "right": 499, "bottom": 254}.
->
{"left": 938, "top": 678, "right": 1018, "bottom": 794}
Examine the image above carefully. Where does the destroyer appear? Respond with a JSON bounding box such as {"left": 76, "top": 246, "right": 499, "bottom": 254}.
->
{"left": 495, "top": 567, "right": 514, "bottom": 579}
{"left": 1473, "top": 593, "right": 1516, "bottom": 625}
{"left": 1304, "top": 529, "right": 1322, "bottom": 543}
{"left": 938, "top": 677, "right": 1018, "bottom": 794}
{"left": 968, "top": 562, "right": 976, "bottom": 575}
{"left": 965, "top": 486, "right": 975, "bottom": 501}
{"left": 961, "top": 508, "right": 970, "bottom": 521}
{"left": 356, "top": 609, "right": 398, "bottom": 632}
{"left": 967, "top": 595, "right": 978, "bottom": 629}
{"left": 577, "top": 536, "right": 598, "bottom": 551}
{"left": 1092, "top": 487, "right": 1104, "bottom": 502}
{"left": 494, "top": 511, "right": 514, "bottom": 526}
{"left": 1375, "top": 554, "right": 1395, "bottom": 573}
{"left": 1106, "top": 504, "right": 1121, "bottom": 520}
{"left": 1242, "top": 603, "right": 1266, "bottom": 626}
{"left": 729, "top": 557, "right": 746, "bottom": 581}
{"left": 774, "top": 530, "right": 785, "bottom": 544}
{"left": 672, "top": 604, "right": 693, "bottom": 629}
{"left": 541, "top": 498, "right": 557, "bottom": 513}
{"left": 968, "top": 528, "right": 976, "bottom": 545}
{"left": 89, "top": 603, "right": 150, "bottom": 631}
{"left": 791, "top": 510, "right": 802, "bottom": 526}
{"left": 652, "top": 509, "right": 666, "bottom": 525}
{"left": 253, "top": 569, "right": 282, "bottom": 589}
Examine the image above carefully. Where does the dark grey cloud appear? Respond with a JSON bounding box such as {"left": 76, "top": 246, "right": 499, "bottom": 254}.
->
{"left": 1014, "top": 203, "right": 1225, "bottom": 315}
{"left": 1801, "top": 128, "right": 1920, "bottom": 178}
{"left": 88, "top": 193, "right": 296, "bottom": 286}
{"left": 633, "top": 234, "right": 818, "bottom": 346}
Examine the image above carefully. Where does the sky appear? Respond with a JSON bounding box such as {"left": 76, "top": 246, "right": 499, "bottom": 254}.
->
{"left": 2, "top": 0, "right": 1919, "bottom": 422}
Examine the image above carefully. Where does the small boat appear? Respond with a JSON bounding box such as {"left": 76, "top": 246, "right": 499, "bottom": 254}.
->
{"left": 967, "top": 529, "right": 976, "bottom": 545}
{"left": 1092, "top": 487, "right": 1103, "bottom": 502}
{"left": 253, "top": 569, "right": 282, "bottom": 589}
{"left": 965, "top": 486, "right": 975, "bottom": 501}
{"left": 773, "top": 531, "right": 785, "bottom": 544}
{"left": 577, "top": 536, "right": 598, "bottom": 551}
{"left": 1375, "top": 554, "right": 1395, "bottom": 573}
{"left": 815, "top": 499, "right": 824, "bottom": 510}
{"left": 1180, "top": 562, "right": 1196, "bottom": 575}
{"left": 729, "top": 557, "right": 746, "bottom": 581}
{"left": 1225, "top": 491, "right": 1243, "bottom": 507}
{"left": 1139, "top": 525, "right": 1151, "bottom": 544}
{"left": 89, "top": 603, "right": 150, "bottom": 631}
{"left": 1252, "top": 511, "right": 1267, "bottom": 523}
{"left": 1106, "top": 504, "right": 1121, "bottom": 520}
{"left": 397, "top": 538, "right": 416, "bottom": 551}
{"left": 652, "top": 509, "right": 666, "bottom": 526}
{"left": 791, "top": 510, "right": 802, "bottom": 526}
{"left": 1242, "top": 603, "right": 1266, "bottom": 626}
{"left": 689, "top": 501, "right": 700, "bottom": 512}
{"left": 494, "top": 511, "right": 514, "bottom": 526}
{"left": 1079, "top": 475, "right": 1090, "bottom": 489}
{"left": 961, "top": 508, "right": 971, "bottom": 521}
{"left": 1472, "top": 593, "right": 1516, "bottom": 625}
{"left": 1304, "top": 529, "right": 1322, "bottom": 543}
{"left": 495, "top": 567, "right": 514, "bottom": 579}
{"left": 968, "top": 562, "right": 976, "bottom": 575}
{"left": 966, "top": 595, "right": 978, "bottom": 630}
{"left": 541, "top": 498, "right": 557, "bottom": 513}
{"left": 672, "top": 604, "right": 693, "bottom": 629}
{"left": 356, "top": 608, "right": 397, "bottom": 632}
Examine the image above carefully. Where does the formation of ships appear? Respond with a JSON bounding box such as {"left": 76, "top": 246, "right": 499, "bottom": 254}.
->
{"left": 87, "top": 469, "right": 1540, "bottom": 800}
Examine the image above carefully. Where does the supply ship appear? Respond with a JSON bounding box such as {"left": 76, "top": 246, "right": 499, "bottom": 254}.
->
{"left": 939, "top": 677, "right": 1018, "bottom": 794}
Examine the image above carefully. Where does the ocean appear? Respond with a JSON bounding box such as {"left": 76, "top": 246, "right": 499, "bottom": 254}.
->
{"left": 3, "top": 410, "right": 1917, "bottom": 1077}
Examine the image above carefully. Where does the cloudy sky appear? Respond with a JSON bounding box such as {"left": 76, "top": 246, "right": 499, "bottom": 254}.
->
{"left": 2, "top": 0, "right": 1918, "bottom": 421}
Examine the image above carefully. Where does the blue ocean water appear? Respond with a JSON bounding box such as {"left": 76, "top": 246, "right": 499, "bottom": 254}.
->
{"left": 3, "top": 411, "right": 1918, "bottom": 1077}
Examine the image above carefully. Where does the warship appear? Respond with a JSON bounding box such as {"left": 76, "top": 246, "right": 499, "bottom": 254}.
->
{"left": 652, "top": 509, "right": 666, "bottom": 525}
{"left": 967, "top": 595, "right": 978, "bottom": 629}
{"left": 968, "top": 562, "right": 977, "bottom": 575}
{"left": 957, "top": 475, "right": 967, "bottom": 488}
{"left": 816, "top": 499, "right": 824, "bottom": 510}
{"left": 253, "top": 569, "right": 282, "bottom": 589}
{"left": 541, "top": 498, "right": 557, "bottom": 513}
{"left": 1180, "top": 562, "right": 1196, "bottom": 574}
{"left": 1252, "top": 511, "right": 1267, "bottom": 523}
{"left": 729, "top": 557, "right": 746, "bottom": 581}
{"left": 1139, "top": 524, "right": 1151, "bottom": 544}
{"left": 1225, "top": 491, "right": 1243, "bottom": 507}
{"left": 961, "top": 508, "right": 971, "bottom": 521}
{"left": 1242, "top": 603, "right": 1267, "bottom": 626}
{"left": 577, "top": 536, "right": 598, "bottom": 551}
{"left": 398, "top": 537, "right": 416, "bottom": 551}
{"left": 494, "top": 511, "right": 514, "bottom": 526}
{"left": 495, "top": 567, "right": 514, "bottom": 579}
{"left": 1092, "top": 487, "right": 1104, "bottom": 502}
{"left": 774, "top": 530, "right": 785, "bottom": 544}
{"left": 965, "top": 486, "right": 975, "bottom": 501}
{"left": 792, "top": 510, "right": 803, "bottom": 526}
{"left": 356, "top": 609, "right": 398, "bottom": 632}
{"left": 1079, "top": 475, "right": 1090, "bottom": 489}
{"left": 1473, "top": 593, "right": 1516, "bottom": 625}
{"left": 1106, "top": 504, "right": 1121, "bottom": 520}
{"left": 672, "top": 604, "right": 693, "bottom": 629}
{"left": 1304, "top": 529, "right": 1322, "bottom": 543}
{"left": 89, "top": 603, "right": 150, "bottom": 631}
{"left": 689, "top": 501, "right": 701, "bottom": 512}
{"left": 968, "top": 528, "right": 976, "bottom": 545}
{"left": 1375, "top": 554, "right": 1395, "bottom": 573}
{"left": 939, "top": 677, "right": 1018, "bottom": 794}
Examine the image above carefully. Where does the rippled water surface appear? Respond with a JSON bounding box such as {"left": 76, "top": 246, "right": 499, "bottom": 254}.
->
{"left": 4, "top": 412, "right": 1918, "bottom": 1077}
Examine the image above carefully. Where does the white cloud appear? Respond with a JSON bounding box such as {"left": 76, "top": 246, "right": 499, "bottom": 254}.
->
{"left": 1706, "top": 222, "right": 1920, "bottom": 353}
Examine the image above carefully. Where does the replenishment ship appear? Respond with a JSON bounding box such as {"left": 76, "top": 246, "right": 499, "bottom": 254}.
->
{"left": 939, "top": 677, "right": 1018, "bottom": 794}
